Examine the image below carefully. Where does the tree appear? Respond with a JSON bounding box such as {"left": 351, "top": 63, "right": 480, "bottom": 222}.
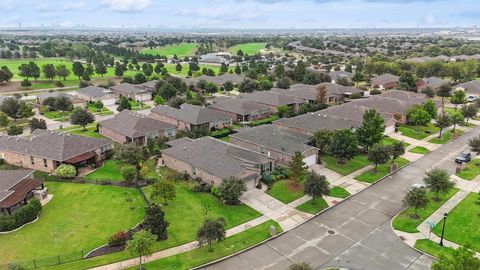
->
{"left": 352, "top": 71, "right": 364, "bottom": 86}
{"left": 197, "top": 217, "right": 226, "bottom": 251}
{"left": 234, "top": 65, "right": 242, "bottom": 75}
{"left": 154, "top": 95, "right": 165, "bottom": 106}
{"left": 289, "top": 151, "right": 307, "bottom": 183}
{"left": 356, "top": 109, "right": 385, "bottom": 151}
{"left": 113, "top": 143, "right": 147, "bottom": 185}
{"left": 311, "top": 129, "right": 332, "bottom": 157}
{"left": 238, "top": 78, "right": 258, "bottom": 93}
{"left": 82, "top": 70, "right": 91, "bottom": 81}
{"left": 120, "top": 165, "right": 136, "bottom": 182}
{"left": 0, "top": 66, "right": 13, "bottom": 83}
{"left": 461, "top": 104, "right": 478, "bottom": 124}
{"left": 399, "top": 72, "right": 416, "bottom": 91}
{"left": 316, "top": 84, "right": 327, "bottom": 103}
{"left": 20, "top": 79, "right": 31, "bottom": 89}
{"left": 390, "top": 141, "right": 405, "bottom": 163}
{"left": 450, "top": 90, "right": 466, "bottom": 110}
{"left": 54, "top": 96, "right": 73, "bottom": 114}
{"left": 469, "top": 136, "right": 480, "bottom": 153}
{"left": 403, "top": 187, "right": 429, "bottom": 219}
{"left": 175, "top": 63, "right": 183, "bottom": 73}
{"left": 368, "top": 144, "right": 391, "bottom": 171}
{"left": 303, "top": 172, "right": 330, "bottom": 204}
{"left": 126, "top": 230, "right": 156, "bottom": 270}
{"left": 435, "top": 113, "right": 451, "bottom": 139}
{"left": 218, "top": 177, "right": 246, "bottom": 205}
{"left": 28, "top": 62, "right": 40, "bottom": 81}
{"left": 42, "top": 64, "right": 56, "bottom": 80}
{"left": 431, "top": 246, "right": 480, "bottom": 270}
{"left": 329, "top": 129, "right": 358, "bottom": 164}
{"left": 408, "top": 106, "right": 431, "bottom": 131}
{"left": 70, "top": 107, "right": 95, "bottom": 131}
{"left": 117, "top": 96, "right": 132, "bottom": 111}
{"left": 29, "top": 118, "right": 47, "bottom": 131}
{"left": 437, "top": 84, "right": 452, "bottom": 112}
{"left": 18, "top": 101, "right": 34, "bottom": 119}
{"left": 56, "top": 64, "right": 70, "bottom": 81}
{"left": 449, "top": 111, "right": 464, "bottom": 132}
{"left": 1, "top": 98, "right": 21, "bottom": 121}
{"left": 276, "top": 76, "right": 291, "bottom": 89}
{"left": 258, "top": 79, "right": 273, "bottom": 91}
{"left": 7, "top": 125, "right": 23, "bottom": 136}
{"left": 150, "top": 180, "right": 176, "bottom": 205}
{"left": 133, "top": 73, "right": 147, "bottom": 84}
{"left": 205, "top": 82, "right": 218, "bottom": 94}
{"left": 422, "top": 100, "right": 438, "bottom": 119}
{"left": 54, "top": 164, "right": 76, "bottom": 178}
{"left": 421, "top": 86, "right": 435, "bottom": 98}
{"left": 423, "top": 168, "right": 454, "bottom": 201}
{"left": 143, "top": 204, "right": 169, "bottom": 241}
{"left": 288, "top": 262, "right": 312, "bottom": 270}
{"left": 95, "top": 62, "right": 107, "bottom": 77}
{"left": 0, "top": 112, "right": 9, "bottom": 127}
{"left": 223, "top": 81, "right": 234, "bottom": 92}
{"left": 114, "top": 64, "right": 124, "bottom": 77}
{"left": 72, "top": 62, "right": 85, "bottom": 80}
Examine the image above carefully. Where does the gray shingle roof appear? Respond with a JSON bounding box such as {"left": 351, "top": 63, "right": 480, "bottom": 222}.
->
{"left": 161, "top": 137, "right": 273, "bottom": 180}
{"left": 319, "top": 82, "right": 363, "bottom": 96}
{"left": 352, "top": 95, "right": 424, "bottom": 114}
{"left": 199, "top": 53, "right": 228, "bottom": 64}
{"left": 78, "top": 86, "right": 115, "bottom": 99}
{"left": 371, "top": 73, "right": 400, "bottom": 86}
{"left": 421, "top": 77, "right": 449, "bottom": 90}
{"left": 110, "top": 83, "right": 149, "bottom": 95}
{"left": 0, "top": 170, "right": 34, "bottom": 203}
{"left": 238, "top": 91, "right": 303, "bottom": 107}
{"left": 274, "top": 111, "right": 361, "bottom": 134}
{"left": 209, "top": 98, "right": 270, "bottom": 115}
{"left": 271, "top": 85, "right": 319, "bottom": 101}
{"left": 37, "top": 92, "right": 75, "bottom": 101}
{"left": 0, "top": 129, "right": 111, "bottom": 161}
{"left": 454, "top": 80, "right": 480, "bottom": 94}
{"left": 230, "top": 124, "right": 317, "bottom": 156}
{"left": 151, "top": 104, "right": 231, "bottom": 125}
{"left": 99, "top": 110, "right": 176, "bottom": 138}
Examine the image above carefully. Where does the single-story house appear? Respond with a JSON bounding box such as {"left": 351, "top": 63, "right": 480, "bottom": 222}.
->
{"left": 99, "top": 110, "right": 176, "bottom": 145}
{"left": 329, "top": 71, "right": 353, "bottom": 84}
{"left": 198, "top": 53, "right": 229, "bottom": 65}
{"left": 150, "top": 103, "right": 232, "bottom": 131}
{"left": 229, "top": 124, "right": 319, "bottom": 166}
{"left": 270, "top": 83, "right": 362, "bottom": 104}
{"left": 110, "top": 83, "right": 152, "bottom": 101}
{"left": 0, "top": 129, "right": 113, "bottom": 173}
{"left": 161, "top": 137, "right": 275, "bottom": 189}
{"left": 238, "top": 91, "right": 304, "bottom": 113}
{"left": 37, "top": 92, "right": 86, "bottom": 108}
{"left": 371, "top": 73, "right": 400, "bottom": 90}
{"left": 416, "top": 77, "right": 449, "bottom": 92}
{"left": 194, "top": 74, "right": 245, "bottom": 88}
{"left": 136, "top": 80, "right": 159, "bottom": 92}
{"left": 0, "top": 170, "right": 45, "bottom": 214}
{"left": 270, "top": 84, "right": 321, "bottom": 104}
{"left": 318, "top": 83, "right": 363, "bottom": 103}
{"left": 454, "top": 80, "right": 480, "bottom": 99}
{"left": 209, "top": 97, "right": 271, "bottom": 123}
{"left": 76, "top": 86, "right": 117, "bottom": 106}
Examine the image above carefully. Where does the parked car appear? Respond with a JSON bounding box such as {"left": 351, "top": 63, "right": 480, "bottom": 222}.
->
{"left": 467, "top": 95, "right": 477, "bottom": 102}
{"left": 455, "top": 151, "right": 471, "bottom": 163}
{"left": 410, "top": 183, "right": 426, "bottom": 189}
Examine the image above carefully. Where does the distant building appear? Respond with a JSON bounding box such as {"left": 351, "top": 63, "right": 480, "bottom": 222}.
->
{"left": 454, "top": 80, "right": 480, "bottom": 99}
{"left": 209, "top": 97, "right": 271, "bottom": 123}
{"left": 416, "top": 77, "right": 449, "bottom": 92}
{"left": 110, "top": 83, "right": 152, "bottom": 101}
{"left": 371, "top": 73, "right": 400, "bottom": 90}
{"left": 37, "top": 92, "right": 86, "bottom": 108}
{"left": 198, "top": 53, "right": 229, "bottom": 65}
{"left": 76, "top": 86, "right": 117, "bottom": 106}
{"left": 0, "top": 170, "right": 45, "bottom": 215}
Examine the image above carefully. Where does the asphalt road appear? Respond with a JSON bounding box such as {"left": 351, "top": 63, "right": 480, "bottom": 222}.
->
{"left": 201, "top": 126, "right": 480, "bottom": 270}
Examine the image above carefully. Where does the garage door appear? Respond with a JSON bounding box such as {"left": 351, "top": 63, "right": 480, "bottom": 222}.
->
{"left": 303, "top": 154, "right": 317, "bottom": 167}
{"left": 383, "top": 124, "right": 395, "bottom": 135}
{"left": 103, "top": 98, "right": 116, "bottom": 106}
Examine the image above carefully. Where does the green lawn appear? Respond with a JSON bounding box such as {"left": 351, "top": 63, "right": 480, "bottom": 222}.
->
{"left": 329, "top": 186, "right": 351, "bottom": 198}
{"left": 428, "top": 129, "right": 464, "bottom": 144}
{"left": 42, "top": 110, "right": 71, "bottom": 121}
{"left": 87, "top": 104, "right": 113, "bottom": 116}
{"left": 67, "top": 125, "right": 106, "bottom": 139}
{"left": 432, "top": 192, "right": 480, "bottom": 252}
{"left": 220, "top": 136, "right": 230, "bottom": 142}
{"left": 398, "top": 124, "right": 440, "bottom": 140}
{"left": 414, "top": 239, "right": 456, "bottom": 259}
{"left": 409, "top": 146, "right": 430, "bottom": 154}
{"left": 84, "top": 160, "right": 124, "bottom": 182}
{"left": 295, "top": 198, "right": 328, "bottom": 214}
{"left": 128, "top": 100, "right": 151, "bottom": 111}
{"left": 381, "top": 137, "right": 410, "bottom": 147}
{"left": 456, "top": 158, "right": 480, "bottom": 180}
{"left": 229, "top": 42, "right": 267, "bottom": 55}
{"left": 134, "top": 220, "right": 282, "bottom": 270}
{"left": 140, "top": 42, "right": 198, "bottom": 57}
{"left": 354, "top": 157, "right": 410, "bottom": 183}
{"left": 267, "top": 179, "right": 304, "bottom": 204}
{"left": 320, "top": 154, "right": 369, "bottom": 176}
{"left": 0, "top": 182, "right": 145, "bottom": 266}
{"left": 392, "top": 188, "right": 459, "bottom": 233}
{"left": 251, "top": 115, "right": 280, "bottom": 126}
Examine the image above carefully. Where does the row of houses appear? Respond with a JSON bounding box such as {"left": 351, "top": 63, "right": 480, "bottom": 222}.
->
{"left": 370, "top": 73, "right": 450, "bottom": 92}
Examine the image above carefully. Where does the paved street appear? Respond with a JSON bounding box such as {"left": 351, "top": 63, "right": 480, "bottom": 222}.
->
{"left": 201, "top": 126, "right": 480, "bottom": 270}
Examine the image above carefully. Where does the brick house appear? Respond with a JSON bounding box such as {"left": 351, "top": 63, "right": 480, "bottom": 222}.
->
{"left": 76, "top": 86, "right": 118, "bottom": 106}
{"left": 0, "top": 130, "right": 112, "bottom": 173}
{"left": 371, "top": 73, "right": 400, "bottom": 90}
{"left": 237, "top": 91, "right": 304, "bottom": 113}
{"left": 0, "top": 170, "right": 45, "bottom": 214}
{"left": 99, "top": 110, "right": 176, "bottom": 145}
{"left": 110, "top": 83, "right": 152, "bottom": 101}
{"left": 209, "top": 97, "right": 271, "bottom": 123}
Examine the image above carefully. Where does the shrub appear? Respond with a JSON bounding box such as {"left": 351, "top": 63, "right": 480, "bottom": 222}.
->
{"left": 7, "top": 125, "right": 23, "bottom": 136}
{"left": 193, "top": 183, "right": 213, "bottom": 193}
{"left": 210, "top": 186, "right": 222, "bottom": 197}
{"left": 261, "top": 173, "right": 274, "bottom": 185}
{"left": 218, "top": 177, "right": 247, "bottom": 205}
{"left": 54, "top": 164, "right": 76, "bottom": 178}
{"left": 108, "top": 231, "right": 129, "bottom": 246}
{"left": 120, "top": 165, "right": 136, "bottom": 182}
{"left": 350, "top": 93, "right": 363, "bottom": 99}
{"left": 370, "top": 89, "right": 382, "bottom": 95}
{"left": 0, "top": 199, "right": 42, "bottom": 232}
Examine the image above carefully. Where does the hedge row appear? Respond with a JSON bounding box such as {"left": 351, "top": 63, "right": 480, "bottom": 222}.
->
{"left": 0, "top": 198, "right": 42, "bottom": 232}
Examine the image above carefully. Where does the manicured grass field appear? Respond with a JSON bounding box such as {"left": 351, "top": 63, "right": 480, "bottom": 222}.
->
{"left": 295, "top": 198, "right": 328, "bottom": 214}
{"left": 163, "top": 63, "right": 222, "bottom": 77}
{"left": 267, "top": 179, "right": 304, "bottom": 204}
{"left": 432, "top": 192, "right": 480, "bottom": 251}
{"left": 251, "top": 115, "right": 280, "bottom": 126}
{"left": 0, "top": 182, "right": 145, "bottom": 265}
{"left": 229, "top": 42, "right": 267, "bottom": 55}
{"left": 128, "top": 100, "right": 151, "bottom": 111}
{"left": 140, "top": 42, "right": 198, "bottom": 57}
{"left": 398, "top": 124, "right": 440, "bottom": 140}
{"left": 87, "top": 104, "right": 113, "bottom": 116}
{"left": 381, "top": 137, "right": 410, "bottom": 147}
{"left": 354, "top": 157, "right": 410, "bottom": 183}
{"left": 456, "top": 158, "right": 480, "bottom": 180}
{"left": 66, "top": 125, "right": 106, "bottom": 139}
{"left": 136, "top": 220, "right": 282, "bottom": 270}
{"left": 409, "top": 146, "right": 430, "bottom": 154}
{"left": 42, "top": 110, "right": 71, "bottom": 121}
{"left": 320, "top": 154, "right": 369, "bottom": 176}
{"left": 84, "top": 160, "right": 124, "bottom": 182}
{"left": 414, "top": 239, "right": 455, "bottom": 259}
{"left": 392, "top": 188, "right": 459, "bottom": 233}
{"left": 329, "top": 186, "right": 351, "bottom": 198}
{"left": 428, "top": 129, "right": 464, "bottom": 144}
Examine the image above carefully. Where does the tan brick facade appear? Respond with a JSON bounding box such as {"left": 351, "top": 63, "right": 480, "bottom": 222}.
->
{"left": 162, "top": 154, "right": 224, "bottom": 185}
{"left": 99, "top": 126, "right": 128, "bottom": 144}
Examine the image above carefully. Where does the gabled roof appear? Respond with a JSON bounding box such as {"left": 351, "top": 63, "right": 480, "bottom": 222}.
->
{"left": 78, "top": 86, "right": 116, "bottom": 99}
{"left": 99, "top": 110, "right": 175, "bottom": 138}
{"left": 321, "top": 102, "right": 394, "bottom": 124}
{"left": 110, "top": 83, "right": 149, "bottom": 95}
{"left": 0, "top": 130, "right": 111, "bottom": 161}
{"left": 137, "top": 80, "right": 159, "bottom": 90}
{"left": 0, "top": 170, "right": 34, "bottom": 203}
{"left": 371, "top": 73, "right": 400, "bottom": 86}
{"left": 161, "top": 137, "right": 273, "bottom": 180}
{"left": 209, "top": 98, "right": 270, "bottom": 115}
{"left": 329, "top": 71, "right": 353, "bottom": 80}
{"left": 37, "top": 92, "right": 75, "bottom": 101}
{"left": 421, "top": 77, "right": 449, "bottom": 90}
{"left": 230, "top": 124, "right": 317, "bottom": 156}
{"left": 238, "top": 91, "right": 303, "bottom": 107}
{"left": 318, "top": 82, "right": 363, "bottom": 96}
{"left": 199, "top": 53, "right": 228, "bottom": 64}
{"left": 454, "top": 80, "right": 480, "bottom": 94}
{"left": 271, "top": 85, "right": 319, "bottom": 101}
{"left": 151, "top": 103, "right": 231, "bottom": 125}
{"left": 274, "top": 110, "right": 361, "bottom": 134}
{"left": 379, "top": 90, "right": 428, "bottom": 102}
{"left": 352, "top": 95, "right": 423, "bottom": 114}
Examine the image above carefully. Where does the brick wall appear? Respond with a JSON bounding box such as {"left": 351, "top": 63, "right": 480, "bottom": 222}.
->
{"left": 99, "top": 125, "right": 128, "bottom": 144}
{"left": 150, "top": 112, "right": 190, "bottom": 130}
{"left": 162, "top": 154, "right": 223, "bottom": 185}
{"left": 1, "top": 151, "right": 57, "bottom": 172}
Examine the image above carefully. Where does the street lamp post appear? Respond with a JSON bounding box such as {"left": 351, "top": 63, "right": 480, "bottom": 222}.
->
{"left": 439, "top": 212, "right": 448, "bottom": 246}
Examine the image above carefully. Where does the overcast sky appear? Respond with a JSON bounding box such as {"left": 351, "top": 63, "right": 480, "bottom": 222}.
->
{"left": 0, "top": 0, "right": 479, "bottom": 29}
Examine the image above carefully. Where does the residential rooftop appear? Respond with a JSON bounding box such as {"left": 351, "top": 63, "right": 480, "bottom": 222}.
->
{"left": 151, "top": 103, "right": 231, "bottom": 125}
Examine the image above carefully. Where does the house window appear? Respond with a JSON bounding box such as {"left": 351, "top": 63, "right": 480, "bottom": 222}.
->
{"left": 43, "top": 159, "right": 48, "bottom": 168}
{"left": 30, "top": 156, "right": 35, "bottom": 165}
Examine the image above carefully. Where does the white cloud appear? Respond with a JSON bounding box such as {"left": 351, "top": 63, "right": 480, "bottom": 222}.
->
{"left": 0, "top": 0, "right": 16, "bottom": 12}
{"left": 101, "top": 0, "right": 151, "bottom": 13}
{"left": 63, "top": 1, "right": 85, "bottom": 11}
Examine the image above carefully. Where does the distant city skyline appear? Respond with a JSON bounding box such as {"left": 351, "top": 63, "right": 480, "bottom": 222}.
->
{"left": 1, "top": 0, "right": 479, "bottom": 29}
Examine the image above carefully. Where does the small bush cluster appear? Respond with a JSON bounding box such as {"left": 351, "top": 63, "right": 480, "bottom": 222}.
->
{"left": 193, "top": 183, "right": 213, "bottom": 193}
{"left": 108, "top": 231, "right": 129, "bottom": 246}
{"left": 0, "top": 199, "right": 42, "bottom": 232}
